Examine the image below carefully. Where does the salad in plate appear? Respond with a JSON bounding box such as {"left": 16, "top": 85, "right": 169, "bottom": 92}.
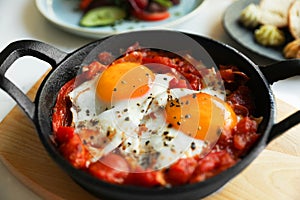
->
{"left": 78, "top": 0, "right": 181, "bottom": 27}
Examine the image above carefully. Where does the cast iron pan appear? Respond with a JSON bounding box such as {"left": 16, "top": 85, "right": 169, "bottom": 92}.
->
{"left": 0, "top": 30, "right": 300, "bottom": 200}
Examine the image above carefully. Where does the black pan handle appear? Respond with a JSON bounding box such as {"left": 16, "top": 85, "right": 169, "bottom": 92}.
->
{"left": 0, "top": 40, "right": 67, "bottom": 121}
{"left": 260, "top": 60, "right": 300, "bottom": 143}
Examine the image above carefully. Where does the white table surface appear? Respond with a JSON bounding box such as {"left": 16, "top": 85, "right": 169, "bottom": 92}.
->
{"left": 0, "top": 0, "right": 299, "bottom": 199}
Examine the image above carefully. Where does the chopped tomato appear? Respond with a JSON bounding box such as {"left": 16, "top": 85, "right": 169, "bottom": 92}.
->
{"left": 88, "top": 153, "right": 129, "bottom": 184}
{"left": 97, "top": 52, "right": 114, "bottom": 65}
{"left": 220, "top": 68, "right": 235, "bottom": 83}
{"left": 79, "top": 61, "right": 107, "bottom": 84}
{"left": 233, "top": 117, "right": 259, "bottom": 153}
{"left": 55, "top": 126, "right": 75, "bottom": 144}
{"left": 79, "top": 0, "right": 93, "bottom": 10}
{"left": 190, "top": 151, "right": 236, "bottom": 183}
{"left": 125, "top": 168, "right": 166, "bottom": 187}
{"left": 59, "top": 134, "right": 90, "bottom": 169}
{"left": 228, "top": 86, "right": 255, "bottom": 115}
{"left": 165, "top": 158, "right": 197, "bottom": 186}
{"left": 169, "top": 78, "right": 188, "bottom": 89}
{"left": 52, "top": 78, "right": 75, "bottom": 133}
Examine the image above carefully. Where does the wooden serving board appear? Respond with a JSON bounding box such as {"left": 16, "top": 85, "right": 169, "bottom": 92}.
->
{"left": 0, "top": 77, "right": 299, "bottom": 200}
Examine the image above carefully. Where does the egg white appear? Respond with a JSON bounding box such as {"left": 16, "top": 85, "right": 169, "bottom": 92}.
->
{"left": 68, "top": 69, "right": 226, "bottom": 170}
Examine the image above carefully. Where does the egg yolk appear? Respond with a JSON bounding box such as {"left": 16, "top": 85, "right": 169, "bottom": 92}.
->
{"left": 96, "top": 62, "right": 155, "bottom": 103}
{"left": 165, "top": 93, "right": 237, "bottom": 140}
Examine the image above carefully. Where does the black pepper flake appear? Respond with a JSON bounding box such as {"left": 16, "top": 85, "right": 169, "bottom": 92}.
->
{"left": 191, "top": 142, "right": 196, "bottom": 150}
{"left": 125, "top": 117, "right": 130, "bottom": 121}
{"left": 163, "top": 142, "right": 168, "bottom": 147}
{"left": 163, "top": 131, "right": 169, "bottom": 135}
{"left": 113, "top": 88, "right": 117, "bottom": 92}
{"left": 192, "top": 93, "right": 197, "bottom": 98}
{"left": 217, "top": 127, "right": 222, "bottom": 136}
{"left": 163, "top": 77, "right": 168, "bottom": 81}
{"left": 77, "top": 121, "right": 86, "bottom": 129}
{"left": 145, "top": 141, "right": 150, "bottom": 145}
{"left": 137, "top": 103, "right": 141, "bottom": 106}
{"left": 86, "top": 109, "right": 90, "bottom": 116}
{"left": 90, "top": 119, "right": 99, "bottom": 126}
{"left": 185, "top": 114, "right": 191, "bottom": 119}
{"left": 90, "top": 135, "right": 94, "bottom": 140}
{"left": 204, "top": 141, "right": 209, "bottom": 147}
{"left": 107, "top": 130, "right": 110, "bottom": 137}
{"left": 133, "top": 150, "right": 137, "bottom": 153}
{"left": 177, "top": 121, "right": 181, "bottom": 125}
{"left": 185, "top": 100, "right": 190, "bottom": 105}
{"left": 141, "top": 109, "right": 145, "bottom": 113}
{"left": 127, "top": 142, "right": 132, "bottom": 146}
{"left": 165, "top": 136, "right": 173, "bottom": 141}
{"left": 123, "top": 108, "right": 128, "bottom": 112}
{"left": 167, "top": 123, "right": 173, "bottom": 128}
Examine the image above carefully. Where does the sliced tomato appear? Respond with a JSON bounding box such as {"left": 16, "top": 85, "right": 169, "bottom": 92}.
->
{"left": 128, "top": 0, "right": 169, "bottom": 21}
{"left": 133, "top": 10, "right": 170, "bottom": 21}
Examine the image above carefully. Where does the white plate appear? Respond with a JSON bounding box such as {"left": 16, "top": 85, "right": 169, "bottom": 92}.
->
{"left": 36, "top": 0, "right": 204, "bottom": 39}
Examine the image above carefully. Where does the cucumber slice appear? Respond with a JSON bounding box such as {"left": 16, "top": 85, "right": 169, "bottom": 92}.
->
{"left": 79, "top": 6, "right": 126, "bottom": 27}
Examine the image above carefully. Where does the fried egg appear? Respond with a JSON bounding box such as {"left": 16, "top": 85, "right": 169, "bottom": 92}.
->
{"left": 68, "top": 62, "right": 237, "bottom": 171}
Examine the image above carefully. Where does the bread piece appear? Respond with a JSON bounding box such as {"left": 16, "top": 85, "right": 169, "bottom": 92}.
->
{"left": 259, "top": 0, "right": 295, "bottom": 27}
{"left": 283, "top": 39, "right": 300, "bottom": 58}
{"left": 289, "top": 1, "right": 300, "bottom": 39}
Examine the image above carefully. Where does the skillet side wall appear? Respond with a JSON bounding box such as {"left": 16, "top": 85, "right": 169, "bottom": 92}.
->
{"left": 33, "top": 34, "right": 274, "bottom": 200}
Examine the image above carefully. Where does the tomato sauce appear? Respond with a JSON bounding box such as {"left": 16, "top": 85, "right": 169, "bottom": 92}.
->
{"left": 52, "top": 48, "right": 260, "bottom": 187}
